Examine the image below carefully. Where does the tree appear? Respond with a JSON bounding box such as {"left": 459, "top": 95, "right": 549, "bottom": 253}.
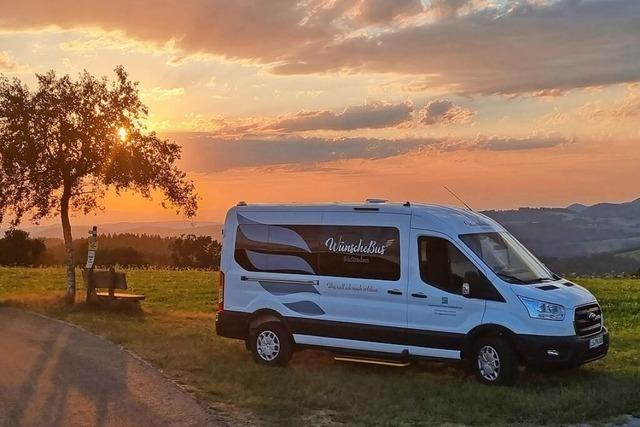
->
{"left": 96, "top": 247, "right": 148, "bottom": 268}
{"left": 0, "top": 67, "right": 198, "bottom": 302}
{"left": 170, "top": 234, "right": 220, "bottom": 269}
{"left": 0, "top": 229, "right": 45, "bottom": 266}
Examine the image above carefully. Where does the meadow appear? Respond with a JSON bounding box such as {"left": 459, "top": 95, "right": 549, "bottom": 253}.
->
{"left": 0, "top": 267, "right": 638, "bottom": 426}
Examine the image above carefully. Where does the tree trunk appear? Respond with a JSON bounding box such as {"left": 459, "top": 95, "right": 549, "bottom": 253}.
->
{"left": 61, "top": 183, "right": 75, "bottom": 304}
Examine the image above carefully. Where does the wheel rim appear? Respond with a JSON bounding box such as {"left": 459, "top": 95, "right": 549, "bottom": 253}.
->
{"left": 256, "top": 330, "right": 280, "bottom": 361}
{"left": 477, "top": 345, "right": 501, "bottom": 381}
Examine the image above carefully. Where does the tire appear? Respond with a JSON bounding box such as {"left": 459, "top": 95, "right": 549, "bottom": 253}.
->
{"left": 250, "top": 322, "right": 293, "bottom": 367}
{"left": 471, "top": 335, "right": 518, "bottom": 385}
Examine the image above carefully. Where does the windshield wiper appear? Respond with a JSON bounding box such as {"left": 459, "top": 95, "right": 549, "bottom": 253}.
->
{"left": 496, "top": 272, "right": 554, "bottom": 284}
{"left": 495, "top": 272, "right": 528, "bottom": 284}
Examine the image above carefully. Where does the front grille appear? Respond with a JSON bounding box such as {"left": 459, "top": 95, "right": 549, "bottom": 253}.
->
{"left": 574, "top": 303, "right": 603, "bottom": 337}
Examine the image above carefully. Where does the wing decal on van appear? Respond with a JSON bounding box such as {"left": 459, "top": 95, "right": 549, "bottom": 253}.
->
{"left": 246, "top": 250, "right": 316, "bottom": 274}
{"left": 238, "top": 214, "right": 311, "bottom": 252}
{"left": 283, "top": 301, "right": 325, "bottom": 316}
{"left": 259, "top": 281, "right": 320, "bottom": 295}
{"left": 237, "top": 213, "right": 260, "bottom": 225}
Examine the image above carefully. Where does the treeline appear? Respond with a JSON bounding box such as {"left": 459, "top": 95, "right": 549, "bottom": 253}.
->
{"left": 0, "top": 230, "right": 221, "bottom": 269}
{"left": 2, "top": 229, "right": 639, "bottom": 276}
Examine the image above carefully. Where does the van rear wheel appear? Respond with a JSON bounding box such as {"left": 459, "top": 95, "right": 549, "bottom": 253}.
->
{"left": 472, "top": 335, "right": 518, "bottom": 385}
{"left": 250, "top": 322, "right": 293, "bottom": 367}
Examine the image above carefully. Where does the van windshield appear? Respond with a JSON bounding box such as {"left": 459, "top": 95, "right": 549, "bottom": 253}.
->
{"left": 459, "top": 232, "right": 554, "bottom": 284}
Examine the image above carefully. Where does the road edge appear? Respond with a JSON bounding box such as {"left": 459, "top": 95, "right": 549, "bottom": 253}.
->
{"left": 3, "top": 306, "right": 231, "bottom": 427}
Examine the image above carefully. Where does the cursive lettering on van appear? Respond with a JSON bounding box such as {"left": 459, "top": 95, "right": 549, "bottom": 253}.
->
{"left": 324, "top": 235, "right": 389, "bottom": 255}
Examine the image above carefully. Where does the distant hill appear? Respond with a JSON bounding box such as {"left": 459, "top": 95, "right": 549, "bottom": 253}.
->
{"left": 22, "top": 221, "right": 223, "bottom": 240}
{"left": 580, "top": 198, "right": 640, "bottom": 218}
{"left": 566, "top": 203, "right": 588, "bottom": 213}
{"left": 482, "top": 197, "right": 640, "bottom": 259}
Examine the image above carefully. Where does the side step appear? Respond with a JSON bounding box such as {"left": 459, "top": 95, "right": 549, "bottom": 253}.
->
{"left": 334, "top": 355, "right": 410, "bottom": 367}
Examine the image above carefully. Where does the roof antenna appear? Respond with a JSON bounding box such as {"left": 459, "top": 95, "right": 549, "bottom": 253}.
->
{"left": 443, "top": 186, "right": 473, "bottom": 211}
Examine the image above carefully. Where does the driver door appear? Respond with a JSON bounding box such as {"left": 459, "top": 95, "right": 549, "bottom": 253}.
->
{"left": 407, "top": 230, "right": 488, "bottom": 357}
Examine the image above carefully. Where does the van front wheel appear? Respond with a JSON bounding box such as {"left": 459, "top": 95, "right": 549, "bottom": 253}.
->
{"left": 472, "top": 336, "right": 518, "bottom": 385}
{"left": 250, "top": 322, "right": 293, "bottom": 367}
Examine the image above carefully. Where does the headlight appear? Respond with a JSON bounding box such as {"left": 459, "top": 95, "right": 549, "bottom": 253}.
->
{"left": 518, "top": 296, "right": 565, "bottom": 321}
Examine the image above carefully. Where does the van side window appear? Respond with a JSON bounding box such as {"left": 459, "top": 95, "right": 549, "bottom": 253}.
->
{"left": 418, "top": 236, "right": 486, "bottom": 295}
{"left": 319, "top": 226, "right": 400, "bottom": 281}
{"left": 235, "top": 223, "right": 318, "bottom": 276}
{"left": 235, "top": 223, "right": 400, "bottom": 280}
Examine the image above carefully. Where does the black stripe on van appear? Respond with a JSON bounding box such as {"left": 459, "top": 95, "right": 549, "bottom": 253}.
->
{"left": 285, "top": 317, "right": 464, "bottom": 351}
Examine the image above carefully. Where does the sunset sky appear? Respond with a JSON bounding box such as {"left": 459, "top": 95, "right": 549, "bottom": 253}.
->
{"left": 1, "top": 0, "right": 639, "bottom": 224}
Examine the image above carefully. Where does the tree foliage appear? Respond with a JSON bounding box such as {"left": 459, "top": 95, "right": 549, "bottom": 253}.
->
{"left": 0, "top": 66, "right": 197, "bottom": 224}
{"left": 170, "top": 234, "right": 221, "bottom": 269}
{"left": 13, "top": 232, "right": 222, "bottom": 269}
{"left": 0, "top": 67, "right": 198, "bottom": 299}
{"left": 0, "top": 229, "right": 45, "bottom": 266}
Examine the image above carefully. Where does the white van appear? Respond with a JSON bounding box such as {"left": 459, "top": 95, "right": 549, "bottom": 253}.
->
{"left": 215, "top": 200, "right": 608, "bottom": 384}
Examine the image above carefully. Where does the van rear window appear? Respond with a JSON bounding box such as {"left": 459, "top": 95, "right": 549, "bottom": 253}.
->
{"left": 234, "top": 223, "right": 400, "bottom": 280}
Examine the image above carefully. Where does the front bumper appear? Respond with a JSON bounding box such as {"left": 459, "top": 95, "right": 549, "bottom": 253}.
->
{"left": 516, "top": 327, "right": 609, "bottom": 368}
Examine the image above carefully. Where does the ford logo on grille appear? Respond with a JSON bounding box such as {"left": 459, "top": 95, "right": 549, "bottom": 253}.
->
{"left": 588, "top": 312, "right": 597, "bottom": 321}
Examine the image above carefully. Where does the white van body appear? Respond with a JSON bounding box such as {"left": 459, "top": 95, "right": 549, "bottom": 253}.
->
{"left": 216, "top": 201, "right": 608, "bottom": 383}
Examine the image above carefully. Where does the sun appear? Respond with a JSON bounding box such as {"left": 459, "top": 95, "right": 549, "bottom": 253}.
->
{"left": 117, "top": 127, "right": 128, "bottom": 142}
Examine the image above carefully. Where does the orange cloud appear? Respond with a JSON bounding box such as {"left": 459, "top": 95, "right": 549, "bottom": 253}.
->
{"left": 178, "top": 100, "right": 480, "bottom": 134}
{"left": 2, "top": 1, "right": 639, "bottom": 96}
{"left": 0, "top": 0, "right": 350, "bottom": 63}
{"left": 429, "top": 0, "right": 477, "bottom": 20}
{"left": 266, "top": 101, "right": 414, "bottom": 132}
{"left": 587, "top": 88, "right": 640, "bottom": 120}
{"left": 533, "top": 88, "right": 568, "bottom": 98}
{"left": 169, "top": 133, "right": 569, "bottom": 173}
{"left": 271, "top": 1, "right": 640, "bottom": 95}
{"left": 418, "top": 99, "right": 475, "bottom": 126}
{"left": 356, "top": 0, "right": 424, "bottom": 24}
{"left": 0, "top": 51, "right": 29, "bottom": 73}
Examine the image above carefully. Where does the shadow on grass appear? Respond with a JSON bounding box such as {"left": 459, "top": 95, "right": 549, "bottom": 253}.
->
{"left": 80, "top": 299, "right": 146, "bottom": 316}
{"left": 1, "top": 293, "right": 147, "bottom": 322}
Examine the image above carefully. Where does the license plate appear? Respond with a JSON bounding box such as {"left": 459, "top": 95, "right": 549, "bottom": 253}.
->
{"left": 589, "top": 334, "right": 604, "bottom": 349}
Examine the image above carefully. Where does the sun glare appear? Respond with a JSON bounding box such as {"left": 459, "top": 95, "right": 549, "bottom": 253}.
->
{"left": 117, "top": 127, "right": 128, "bottom": 142}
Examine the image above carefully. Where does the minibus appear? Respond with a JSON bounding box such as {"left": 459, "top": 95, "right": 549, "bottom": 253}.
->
{"left": 215, "top": 200, "right": 608, "bottom": 384}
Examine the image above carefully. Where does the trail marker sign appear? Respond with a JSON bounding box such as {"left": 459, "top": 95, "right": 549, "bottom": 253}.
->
{"left": 86, "top": 226, "right": 98, "bottom": 269}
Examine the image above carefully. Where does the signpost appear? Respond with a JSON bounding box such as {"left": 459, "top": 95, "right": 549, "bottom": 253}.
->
{"left": 86, "top": 226, "right": 98, "bottom": 268}
{"left": 85, "top": 226, "right": 98, "bottom": 302}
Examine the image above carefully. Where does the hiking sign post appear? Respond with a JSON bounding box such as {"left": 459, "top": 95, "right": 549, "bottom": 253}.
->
{"left": 85, "top": 226, "right": 98, "bottom": 302}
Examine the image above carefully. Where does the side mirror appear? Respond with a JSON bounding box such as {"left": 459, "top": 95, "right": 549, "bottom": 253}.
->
{"left": 462, "top": 282, "right": 471, "bottom": 296}
{"left": 463, "top": 271, "right": 480, "bottom": 298}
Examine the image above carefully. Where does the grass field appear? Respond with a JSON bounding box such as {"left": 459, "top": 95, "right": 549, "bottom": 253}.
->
{"left": 1, "top": 267, "right": 639, "bottom": 426}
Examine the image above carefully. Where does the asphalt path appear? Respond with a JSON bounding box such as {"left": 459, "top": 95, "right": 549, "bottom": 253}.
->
{"left": 0, "top": 307, "right": 223, "bottom": 427}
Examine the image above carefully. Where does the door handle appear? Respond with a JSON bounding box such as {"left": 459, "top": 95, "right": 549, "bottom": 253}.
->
{"left": 411, "top": 292, "right": 427, "bottom": 299}
{"left": 387, "top": 289, "right": 403, "bottom": 295}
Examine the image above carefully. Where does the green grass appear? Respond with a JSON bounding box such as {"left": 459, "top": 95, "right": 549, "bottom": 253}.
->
{"left": 1, "top": 267, "right": 639, "bottom": 426}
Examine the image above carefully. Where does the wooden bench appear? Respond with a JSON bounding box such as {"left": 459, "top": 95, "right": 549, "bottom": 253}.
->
{"left": 83, "top": 268, "right": 145, "bottom": 303}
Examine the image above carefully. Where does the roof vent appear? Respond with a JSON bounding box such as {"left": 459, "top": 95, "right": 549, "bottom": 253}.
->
{"left": 237, "top": 201, "right": 247, "bottom": 206}
{"left": 366, "top": 198, "right": 388, "bottom": 204}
